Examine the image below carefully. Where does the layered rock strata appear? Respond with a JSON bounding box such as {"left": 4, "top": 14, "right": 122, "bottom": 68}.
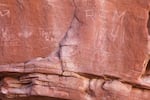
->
{"left": 0, "top": 0, "right": 150, "bottom": 100}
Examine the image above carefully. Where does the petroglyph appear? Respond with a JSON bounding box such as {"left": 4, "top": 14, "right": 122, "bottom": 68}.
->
{"left": 0, "top": 9, "right": 10, "bottom": 17}
{"left": 110, "top": 11, "right": 126, "bottom": 42}
{"left": 85, "top": 9, "right": 95, "bottom": 21}
{"left": 18, "top": 31, "right": 32, "bottom": 38}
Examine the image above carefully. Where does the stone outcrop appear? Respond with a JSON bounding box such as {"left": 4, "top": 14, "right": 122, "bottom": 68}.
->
{"left": 0, "top": 0, "right": 150, "bottom": 100}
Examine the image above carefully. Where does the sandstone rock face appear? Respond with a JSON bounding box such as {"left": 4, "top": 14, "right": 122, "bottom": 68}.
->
{"left": 0, "top": 0, "right": 150, "bottom": 100}
{"left": 61, "top": 0, "right": 149, "bottom": 83}
{"left": 0, "top": 0, "right": 74, "bottom": 64}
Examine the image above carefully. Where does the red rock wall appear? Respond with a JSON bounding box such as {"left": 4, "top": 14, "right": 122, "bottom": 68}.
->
{"left": 0, "top": 0, "right": 150, "bottom": 100}
{"left": 0, "top": 0, "right": 74, "bottom": 64}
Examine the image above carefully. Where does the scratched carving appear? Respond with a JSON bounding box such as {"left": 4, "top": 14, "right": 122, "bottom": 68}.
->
{"left": 18, "top": 30, "right": 32, "bottom": 38}
{"left": 110, "top": 11, "right": 126, "bottom": 42}
{"left": 85, "top": 9, "right": 95, "bottom": 21}
{"left": 39, "top": 28, "right": 54, "bottom": 42}
{"left": 83, "top": 7, "right": 127, "bottom": 67}
{"left": 47, "top": 0, "right": 62, "bottom": 8}
{"left": 0, "top": 9, "right": 10, "bottom": 17}
{"left": 95, "top": 10, "right": 126, "bottom": 47}
{"left": 0, "top": 4, "right": 12, "bottom": 26}
{"left": 0, "top": 28, "right": 20, "bottom": 46}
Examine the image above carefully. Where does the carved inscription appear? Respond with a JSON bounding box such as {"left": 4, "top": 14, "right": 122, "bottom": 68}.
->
{"left": 0, "top": 4, "right": 11, "bottom": 25}
{"left": 0, "top": 9, "right": 10, "bottom": 17}
{"left": 0, "top": 28, "right": 21, "bottom": 47}
{"left": 39, "top": 28, "right": 54, "bottom": 42}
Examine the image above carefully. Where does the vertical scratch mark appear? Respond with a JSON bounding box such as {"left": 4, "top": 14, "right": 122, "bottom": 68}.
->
{"left": 110, "top": 11, "right": 126, "bottom": 42}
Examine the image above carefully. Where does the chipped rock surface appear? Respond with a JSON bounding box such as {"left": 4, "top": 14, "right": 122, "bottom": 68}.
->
{"left": 0, "top": 0, "right": 74, "bottom": 64}
{"left": 0, "top": 0, "right": 150, "bottom": 100}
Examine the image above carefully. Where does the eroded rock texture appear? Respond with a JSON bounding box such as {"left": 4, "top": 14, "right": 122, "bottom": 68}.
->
{"left": 0, "top": 0, "right": 150, "bottom": 100}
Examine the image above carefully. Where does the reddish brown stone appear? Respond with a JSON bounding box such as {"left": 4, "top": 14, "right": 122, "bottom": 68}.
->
{"left": 0, "top": 0, "right": 74, "bottom": 64}
{"left": 0, "top": 0, "right": 150, "bottom": 100}
{"left": 0, "top": 73, "right": 90, "bottom": 100}
{"left": 61, "top": 0, "right": 150, "bottom": 85}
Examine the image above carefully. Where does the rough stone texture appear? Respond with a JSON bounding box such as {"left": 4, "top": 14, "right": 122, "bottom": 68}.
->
{"left": 61, "top": 0, "right": 149, "bottom": 84}
{"left": 0, "top": 0, "right": 74, "bottom": 64}
{"left": 0, "top": 0, "right": 150, "bottom": 100}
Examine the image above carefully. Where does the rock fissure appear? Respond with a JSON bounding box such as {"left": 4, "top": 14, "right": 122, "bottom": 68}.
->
{"left": 0, "top": 0, "right": 150, "bottom": 100}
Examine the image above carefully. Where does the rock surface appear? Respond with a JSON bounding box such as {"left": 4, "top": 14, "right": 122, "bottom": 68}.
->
{"left": 0, "top": 0, "right": 74, "bottom": 64}
{"left": 0, "top": 0, "right": 150, "bottom": 100}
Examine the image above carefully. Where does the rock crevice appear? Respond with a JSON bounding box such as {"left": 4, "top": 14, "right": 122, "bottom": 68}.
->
{"left": 0, "top": 0, "right": 150, "bottom": 100}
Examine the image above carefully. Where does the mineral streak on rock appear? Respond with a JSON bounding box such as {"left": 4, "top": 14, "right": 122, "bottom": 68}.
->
{"left": 0, "top": 0, "right": 150, "bottom": 100}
